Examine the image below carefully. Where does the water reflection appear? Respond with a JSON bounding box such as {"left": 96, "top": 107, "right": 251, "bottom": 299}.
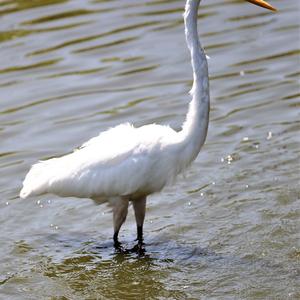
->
{"left": 39, "top": 235, "right": 192, "bottom": 299}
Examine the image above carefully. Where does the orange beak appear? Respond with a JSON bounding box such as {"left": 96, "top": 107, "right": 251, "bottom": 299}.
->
{"left": 245, "top": 0, "right": 277, "bottom": 11}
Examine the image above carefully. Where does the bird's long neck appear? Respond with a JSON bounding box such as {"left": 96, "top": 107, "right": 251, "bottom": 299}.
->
{"left": 178, "top": 0, "right": 210, "bottom": 165}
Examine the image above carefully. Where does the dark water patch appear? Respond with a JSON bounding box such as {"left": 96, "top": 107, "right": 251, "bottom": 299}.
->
{"left": 74, "top": 36, "right": 138, "bottom": 54}
{"left": 0, "top": 0, "right": 69, "bottom": 16}
{"left": 21, "top": 9, "right": 101, "bottom": 25}
{"left": 43, "top": 67, "right": 108, "bottom": 79}
{"left": 0, "top": 58, "right": 61, "bottom": 74}
{"left": 232, "top": 49, "right": 300, "bottom": 66}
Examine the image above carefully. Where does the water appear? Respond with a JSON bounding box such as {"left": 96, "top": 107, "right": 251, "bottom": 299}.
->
{"left": 0, "top": 0, "right": 299, "bottom": 299}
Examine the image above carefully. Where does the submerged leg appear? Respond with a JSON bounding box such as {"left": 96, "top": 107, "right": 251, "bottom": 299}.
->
{"left": 112, "top": 197, "right": 129, "bottom": 249}
{"left": 132, "top": 197, "right": 147, "bottom": 244}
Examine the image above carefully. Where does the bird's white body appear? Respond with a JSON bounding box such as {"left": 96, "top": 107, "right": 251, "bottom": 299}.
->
{"left": 20, "top": 0, "right": 209, "bottom": 203}
{"left": 20, "top": 122, "right": 203, "bottom": 201}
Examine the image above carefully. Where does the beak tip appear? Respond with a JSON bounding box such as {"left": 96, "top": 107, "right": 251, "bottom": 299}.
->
{"left": 246, "top": 0, "right": 277, "bottom": 12}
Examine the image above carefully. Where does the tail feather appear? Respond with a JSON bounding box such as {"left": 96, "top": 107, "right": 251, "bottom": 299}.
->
{"left": 20, "top": 159, "right": 57, "bottom": 199}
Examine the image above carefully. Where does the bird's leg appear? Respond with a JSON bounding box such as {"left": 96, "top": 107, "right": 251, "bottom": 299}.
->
{"left": 112, "top": 197, "right": 129, "bottom": 250}
{"left": 133, "top": 197, "right": 146, "bottom": 243}
{"left": 137, "top": 225, "right": 143, "bottom": 243}
{"left": 132, "top": 197, "right": 146, "bottom": 254}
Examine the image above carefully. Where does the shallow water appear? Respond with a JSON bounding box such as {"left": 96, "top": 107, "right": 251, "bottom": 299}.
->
{"left": 0, "top": 0, "right": 299, "bottom": 299}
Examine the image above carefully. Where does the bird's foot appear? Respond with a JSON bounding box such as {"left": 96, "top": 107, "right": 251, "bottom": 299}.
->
{"left": 114, "top": 240, "right": 128, "bottom": 254}
{"left": 131, "top": 241, "right": 145, "bottom": 256}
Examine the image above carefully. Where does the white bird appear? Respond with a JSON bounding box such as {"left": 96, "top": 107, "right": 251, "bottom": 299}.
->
{"left": 20, "top": 0, "right": 276, "bottom": 251}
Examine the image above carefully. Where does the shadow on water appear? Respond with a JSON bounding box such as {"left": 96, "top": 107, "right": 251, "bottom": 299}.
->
{"left": 22, "top": 232, "right": 215, "bottom": 299}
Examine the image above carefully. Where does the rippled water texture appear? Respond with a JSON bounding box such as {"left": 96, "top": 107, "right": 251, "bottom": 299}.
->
{"left": 0, "top": 0, "right": 299, "bottom": 299}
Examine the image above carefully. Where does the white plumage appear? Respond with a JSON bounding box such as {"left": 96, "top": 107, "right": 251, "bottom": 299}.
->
{"left": 21, "top": 123, "right": 188, "bottom": 200}
{"left": 20, "top": 0, "right": 276, "bottom": 250}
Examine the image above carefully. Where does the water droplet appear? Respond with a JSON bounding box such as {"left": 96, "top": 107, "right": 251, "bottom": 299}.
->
{"left": 267, "top": 131, "right": 272, "bottom": 140}
{"left": 240, "top": 70, "right": 245, "bottom": 76}
{"left": 55, "top": 226, "right": 59, "bottom": 230}
{"left": 200, "top": 192, "right": 204, "bottom": 197}
{"left": 242, "top": 137, "right": 249, "bottom": 141}
{"left": 212, "top": 181, "right": 215, "bottom": 185}
{"left": 226, "top": 155, "right": 233, "bottom": 163}
{"left": 50, "top": 224, "right": 54, "bottom": 227}
{"left": 39, "top": 204, "right": 43, "bottom": 208}
{"left": 221, "top": 157, "right": 224, "bottom": 162}
{"left": 245, "top": 184, "right": 249, "bottom": 189}
{"left": 188, "top": 202, "right": 191, "bottom": 206}
{"left": 255, "top": 145, "right": 259, "bottom": 149}
{"left": 47, "top": 200, "right": 51, "bottom": 204}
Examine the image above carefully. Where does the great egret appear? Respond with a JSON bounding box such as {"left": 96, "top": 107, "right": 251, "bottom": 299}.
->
{"left": 20, "top": 0, "right": 276, "bottom": 251}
